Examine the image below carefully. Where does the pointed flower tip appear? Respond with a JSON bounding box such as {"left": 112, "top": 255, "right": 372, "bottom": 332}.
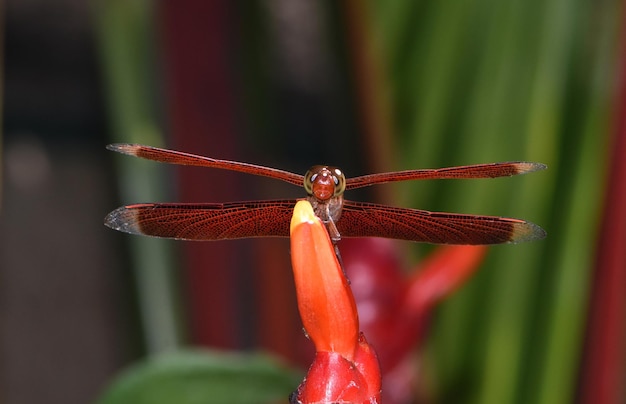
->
{"left": 290, "top": 200, "right": 318, "bottom": 234}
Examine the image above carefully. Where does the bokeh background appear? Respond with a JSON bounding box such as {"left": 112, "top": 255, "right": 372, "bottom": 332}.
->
{"left": 2, "top": 0, "right": 625, "bottom": 403}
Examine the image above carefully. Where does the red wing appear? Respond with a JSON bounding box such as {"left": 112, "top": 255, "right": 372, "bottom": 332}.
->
{"left": 107, "top": 144, "right": 304, "bottom": 187}
{"left": 346, "top": 161, "right": 546, "bottom": 190}
{"left": 104, "top": 200, "right": 298, "bottom": 240}
{"left": 337, "top": 200, "right": 546, "bottom": 245}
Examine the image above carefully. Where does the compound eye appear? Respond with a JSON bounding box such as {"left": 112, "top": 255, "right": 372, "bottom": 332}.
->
{"left": 331, "top": 168, "right": 346, "bottom": 196}
{"left": 303, "top": 167, "right": 319, "bottom": 195}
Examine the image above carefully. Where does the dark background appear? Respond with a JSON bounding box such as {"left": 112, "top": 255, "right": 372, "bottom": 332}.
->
{"left": 1, "top": 0, "right": 624, "bottom": 403}
{"left": 2, "top": 1, "right": 127, "bottom": 403}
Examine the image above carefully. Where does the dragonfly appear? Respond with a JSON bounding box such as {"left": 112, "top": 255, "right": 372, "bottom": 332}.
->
{"left": 104, "top": 144, "right": 546, "bottom": 245}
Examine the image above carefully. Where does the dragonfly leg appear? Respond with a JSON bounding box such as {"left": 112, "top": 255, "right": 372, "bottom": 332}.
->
{"left": 333, "top": 243, "right": 350, "bottom": 285}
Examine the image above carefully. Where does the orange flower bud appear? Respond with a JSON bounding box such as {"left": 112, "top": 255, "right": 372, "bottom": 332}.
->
{"left": 290, "top": 200, "right": 359, "bottom": 359}
{"left": 289, "top": 201, "right": 381, "bottom": 403}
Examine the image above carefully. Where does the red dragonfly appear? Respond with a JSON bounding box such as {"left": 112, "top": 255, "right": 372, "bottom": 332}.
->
{"left": 104, "top": 144, "right": 546, "bottom": 245}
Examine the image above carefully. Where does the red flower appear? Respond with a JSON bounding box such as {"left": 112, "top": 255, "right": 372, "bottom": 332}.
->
{"left": 341, "top": 238, "right": 487, "bottom": 403}
{"left": 289, "top": 201, "right": 382, "bottom": 404}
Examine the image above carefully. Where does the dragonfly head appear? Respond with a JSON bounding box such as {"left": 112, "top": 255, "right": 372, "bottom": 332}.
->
{"left": 304, "top": 165, "right": 346, "bottom": 202}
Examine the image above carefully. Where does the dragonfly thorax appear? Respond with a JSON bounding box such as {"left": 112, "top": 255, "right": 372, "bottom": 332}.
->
{"left": 304, "top": 165, "right": 346, "bottom": 202}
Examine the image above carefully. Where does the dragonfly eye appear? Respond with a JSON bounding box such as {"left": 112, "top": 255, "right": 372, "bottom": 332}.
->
{"left": 304, "top": 166, "right": 346, "bottom": 201}
{"left": 331, "top": 168, "right": 346, "bottom": 196}
{"left": 303, "top": 169, "right": 316, "bottom": 195}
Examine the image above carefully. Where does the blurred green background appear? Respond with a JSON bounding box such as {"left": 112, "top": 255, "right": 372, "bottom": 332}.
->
{"left": 2, "top": 0, "right": 623, "bottom": 403}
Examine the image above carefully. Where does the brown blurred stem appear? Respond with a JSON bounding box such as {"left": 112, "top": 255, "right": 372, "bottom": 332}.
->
{"left": 342, "top": 1, "right": 396, "bottom": 204}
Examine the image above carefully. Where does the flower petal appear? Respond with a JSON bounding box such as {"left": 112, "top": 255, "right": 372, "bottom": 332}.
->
{"left": 290, "top": 201, "right": 359, "bottom": 358}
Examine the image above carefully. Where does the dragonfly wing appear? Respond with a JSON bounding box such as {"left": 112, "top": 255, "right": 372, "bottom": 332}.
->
{"left": 346, "top": 161, "right": 546, "bottom": 190}
{"left": 105, "top": 200, "right": 297, "bottom": 240}
{"left": 107, "top": 144, "right": 304, "bottom": 187}
{"left": 337, "top": 200, "right": 546, "bottom": 245}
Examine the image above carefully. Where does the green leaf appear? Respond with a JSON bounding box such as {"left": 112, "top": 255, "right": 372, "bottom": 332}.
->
{"left": 97, "top": 349, "right": 302, "bottom": 404}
